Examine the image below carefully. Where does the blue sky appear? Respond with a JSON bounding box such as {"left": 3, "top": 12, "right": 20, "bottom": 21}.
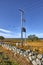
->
{"left": 0, "top": 0, "right": 43, "bottom": 38}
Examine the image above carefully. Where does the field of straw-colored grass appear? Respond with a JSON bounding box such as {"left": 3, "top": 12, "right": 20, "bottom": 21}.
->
{"left": 26, "top": 40, "right": 43, "bottom": 53}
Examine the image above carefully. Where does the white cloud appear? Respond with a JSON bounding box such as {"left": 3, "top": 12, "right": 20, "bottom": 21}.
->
{"left": 0, "top": 28, "right": 11, "bottom": 33}
{"left": 27, "top": 32, "right": 43, "bottom": 38}
{"left": 0, "top": 28, "right": 21, "bottom": 38}
{"left": 0, "top": 32, "right": 21, "bottom": 38}
{"left": 0, "top": 32, "right": 43, "bottom": 38}
{"left": 36, "top": 33, "right": 43, "bottom": 38}
{"left": 0, "top": 28, "right": 43, "bottom": 38}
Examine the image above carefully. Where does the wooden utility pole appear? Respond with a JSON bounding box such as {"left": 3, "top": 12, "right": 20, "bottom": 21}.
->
{"left": 19, "top": 9, "right": 26, "bottom": 47}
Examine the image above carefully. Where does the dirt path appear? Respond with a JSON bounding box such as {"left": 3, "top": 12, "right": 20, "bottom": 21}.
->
{"left": 13, "top": 53, "right": 31, "bottom": 65}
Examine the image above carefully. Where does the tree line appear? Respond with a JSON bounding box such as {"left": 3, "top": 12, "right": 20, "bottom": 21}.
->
{"left": 0, "top": 35, "right": 39, "bottom": 41}
{"left": 28, "top": 35, "right": 39, "bottom": 41}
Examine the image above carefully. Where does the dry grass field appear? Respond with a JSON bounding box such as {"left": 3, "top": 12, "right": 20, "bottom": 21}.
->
{"left": 0, "top": 39, "right": 43, "bottom": 53}
{"left": 0, "top": 39, "right": 43, "bottom": 65}
{"left": 26, "top": 40, "right": 43, "bottom": 54}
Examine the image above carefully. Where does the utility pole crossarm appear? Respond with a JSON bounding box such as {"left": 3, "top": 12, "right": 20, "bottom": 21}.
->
{"left": 19, "top": 9, "right": 24, "bottom": 13}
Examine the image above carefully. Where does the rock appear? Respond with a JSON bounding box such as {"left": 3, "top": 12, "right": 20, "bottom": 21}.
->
{"left": 36, "top": 58, "right": 41, "bottom": 65}
{"left": 32, "top": 60, "right": 37, "bottom": 65}
{"left": 31, "top": 55, "right": 36, "bottom": 60}
{"left": 37, "top": 54, "right": 42, "bottom": 60}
